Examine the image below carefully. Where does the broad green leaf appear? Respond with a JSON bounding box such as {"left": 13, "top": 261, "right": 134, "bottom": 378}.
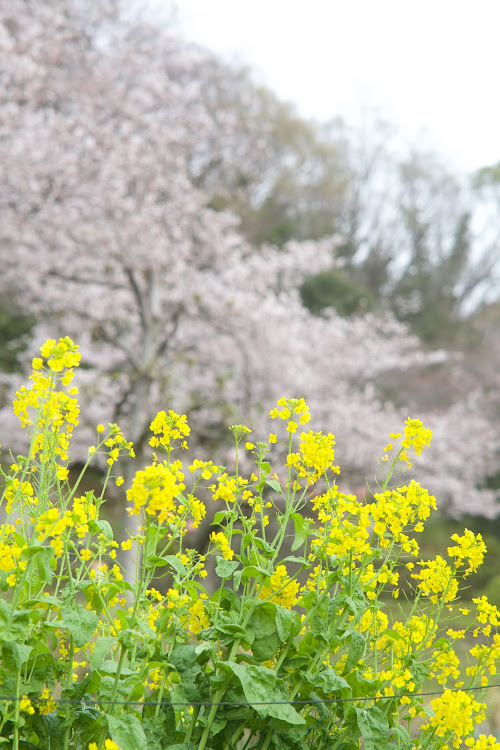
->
{"left": 309, "top": 669, "right": 350, "bottom": 693}
{"left": 0, "top": 603, "right": 31, "bottom": 640}
{"left": 144, "top": 554, "right": 170, "bottom": 569}
{"left": 266, "top": 478, "right": 282, "bottom": 493}
{"left": 344, "top": 632, "right": 365, "bottom": 674}
{"left": 20, "top": 545, "right": 46, "bottom": 561}
{"left": 90, "top": 636, "right": 117, "bottom": 670}
{"left": 31, "top": 714, "right": 66, "bottom": 749}
{"left": 290, "top": 513, "right": 312, "bottom": 552}
{"left": 252, "top": 633, "right": 280, "bottom": 661}
{"left": 170, "top": 643, "right": 199, "bottom": 672}
{"left": 215, "top": 557, "right": 240, "bottom": 579}
{"left": 220, "top": 662, "right": 305, "bottom": 725}
{"left": 354, "top": 706, "right": 388, "bottom": 750}
{"left": 98, "top": 660, "right": 135, "bottom": 675}
{"left": 96, "top": 519, "right": 114, "bottom": 540}
{"left": 213, "top": 510, "right": 238, "bottom": 525}
{"left": 2, "top": 642, "right": 32, "bottom": 671}
{"left": 240, "top": 564, "right": 271, "bottom": 582}
{"left": 21, "top": 546, "right": 55, "bottom": 583}
{"left": 275, "top": 607, "right": 292, "bottom": 641}
{"left": 213, "top": 623, "right": 247, "bottom": 638}
{"left": 247, "top": 602, "right": 277, "bottom": 638}
{"left": 107, "top": 713, "right": 147, "bottom": 750}
{"left": 219, "top": 661, "right": 275, "bottom": 704}
{"left": 162, "top": 555, "right": 187, "bottom": 576}
{"left": 60, "top": 607, "right": 98, "bottom": 648}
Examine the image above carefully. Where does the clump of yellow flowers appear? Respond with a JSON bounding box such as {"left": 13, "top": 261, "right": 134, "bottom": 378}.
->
{"left": 1, "top": 340, "right": 499, "bottom": 750}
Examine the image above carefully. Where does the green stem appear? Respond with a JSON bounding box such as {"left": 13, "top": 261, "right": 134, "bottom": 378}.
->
{"left": 184, "top": 704, "right": 200, "bottom": 743}
{"left": 12, "top": 671, "right": 21, "bottom": 750}
{"left": 63, "top": 638, "right": 75, "bottom": 750}
{"left": 196, "top": 676, "right": 231, "bottom": 750}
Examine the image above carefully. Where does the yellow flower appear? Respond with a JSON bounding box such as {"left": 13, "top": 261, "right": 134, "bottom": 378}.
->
{"left": 448, "top": 529, "right": 486, "bottom": 576}
{"left": 127, "top": 462, "right": 185, "bottom": 524}
{"left": 210, "top": 531, "right": 234, "bottom": 560}
{"left": 401, "top": 417, "right": 432, "bottom": 456}
{"left": 56, "top": 465, "right": 69, "bottom": 481}
{"left": 150, "top": 410, "right": 190, "bottom": 450}
{"left": 19, "top": 696, "right": 35, "bottom": 715}
{"left": 422, "top": 689, "right": 485, "bottom": 748}
{"left": 260, "top": 564, "right": 299, "bottom": 609}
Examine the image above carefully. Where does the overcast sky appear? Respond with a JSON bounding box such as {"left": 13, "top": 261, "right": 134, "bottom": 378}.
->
{"left": 174, "top": 0, "right": 500, "bottom": 174}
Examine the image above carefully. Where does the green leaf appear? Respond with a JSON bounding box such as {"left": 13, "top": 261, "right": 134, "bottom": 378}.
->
{"left": 60, "top": 607, "right": 98, "bottom": 648}
{"left": 275, "top": 607, "right": 292, "bottom": 642}
{"left": 221, "top": 661, "right": 305, "bottom": 725}
{"left": 21, "top": 545, "right": 55, "bottom": 584}
{"left": 96, "top": 519, "right": 114, "bottom": 541}
{"left": 240, "top": 564, "right": 271, "bottom": 582}
{"left": 265, "top": 478, "right": 282, "bottom": 493}
{"left": 98, "top": 660, "right": 135, "bottom": 675}
{"left": 390, "top": 725, "right": 411, "bottom": 744}
{"left": 0, "top": 602, "right": 31, "bottom": 640}
{"left": 215, "top": 557, "right": 240, "bottom": 579}
{"left": 170, "top": 643, "right": 199, "bottom": 672}
{"left": 219, "top": 661, "right": 275, "bottom": 704}
{"left": 144, "top": 554, "right": 170, "bottom": 569}
{"left": 290, "top": 513, "right": 312, "bottom": 552}
{"left": 90, "top": 636, "right": 117, "bottom": 670}
{"left": 433, "top": 637, "right": 450, "bottom": 649}
{"left": 2, "top": 642, "right": 32, "bottom": 671}
{"left": 213, "top": 623, "right": 247, "bottom": 638}
{"left": 162, "top": 555, "right": 187, "bottom": 576}
{"left": 213, "top": 510, "right": 239, "bottom": 525}
{"left": 344, "top": 632, "right": 365, "bottom": 674}
{"left": 107, "top": 713, "right": 147, "bottom": 750}
{"left": 254, "top": 634, "right": 280, "bottom": 661}
{"left": 354, "top": 706, "right": 388, "bottom": 750}
{"left": 309, "top": 669, "right": 350, "bottom": 694}
{"left": 31, "top": 714, "right": 66, "bottom": 749}
{"left": 247, "top": 602, "right": 277, "bottom": 638}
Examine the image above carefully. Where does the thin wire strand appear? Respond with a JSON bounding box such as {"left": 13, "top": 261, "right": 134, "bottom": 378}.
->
{"left": 3, "top": 682, "right": 500, "bottom": 708}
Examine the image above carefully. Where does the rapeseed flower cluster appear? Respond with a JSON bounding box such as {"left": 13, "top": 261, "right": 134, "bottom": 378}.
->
{"left": 369, "top": 482, "right": 437, "bottom": 544}
{"left": 127, "top": 461, "right": 185, "bottom": 524}
{"left": 13, "top": 338, "right": 80, "bottom": 471}
{"left": 0, "top": 525, "right": 26, "bottom": 586}
{"left": 3, "top": 349, "right": 500, "bottom": 750}
{"left": 187, "top": 594, "right": 210, "bottom": 634}
{"left": 210, "top": 531, "right": 234, "bottom": 560}
{"left": 402, "top": 417, "right": 433, "bottom": 456}
{"left": 270, "top": 396, "right": 310, "bottom": 433}
{"left": 421, "top": 689, "right": 486, "bottom": 748}
{"left": 448, "top": 529, "right": 486, "bottom": 575}
{"left": 412, "top": 555, "right": 458, "bottom": 604}
{"left": 260, "top": 564, "right": 300, "bottom": 609}
{"left": 149, "top": 409, "right": 190, "bottom": 450}
{"left": 285, "top": 430, "right": 339, "bottom": 484}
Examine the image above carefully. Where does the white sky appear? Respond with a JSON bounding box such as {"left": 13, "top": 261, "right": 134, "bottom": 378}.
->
{"left": 174, "top": 0, "right": 500, "bottom": 174}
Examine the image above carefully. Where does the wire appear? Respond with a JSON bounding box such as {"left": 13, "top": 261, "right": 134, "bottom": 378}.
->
{"left": 3, "top": 682, "right": 500, "bottom": 708}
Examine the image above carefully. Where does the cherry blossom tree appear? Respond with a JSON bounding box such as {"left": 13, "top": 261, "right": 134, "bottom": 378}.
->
{"left": 0, "top": 0, "right": 498, "bottom": 521}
